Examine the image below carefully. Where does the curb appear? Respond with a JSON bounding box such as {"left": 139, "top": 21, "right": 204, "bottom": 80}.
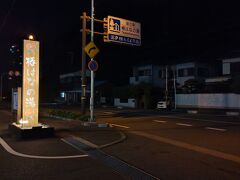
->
{"left": 47, "top": 115, "right": 81, "bottom": 122}
{"left": 66, "top": 130, "right": 127, "bottom": 150}
{"left": 44, "top": 114, "right": 127, "bottom": 149}
{"left": 98, "top": 131, "right": 127, "bottom": 149}
{"left": 0, "top": 137, "right": 88, "bottom": 159}
{"left": 187, "top": 110, "right": 198, "bottom": 114}
{"left": 1, "top": 110, "right": 127, "bottom": 157}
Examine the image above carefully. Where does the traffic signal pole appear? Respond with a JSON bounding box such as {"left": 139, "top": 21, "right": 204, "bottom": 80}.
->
{"left": 81, "top": 12, "right": 87, "bottom": 114}
{"left": 80, "top": 9, "right": 106, "bottom": 118}
{"left": 89, "top": 0, "right": 95, "bottom": 122}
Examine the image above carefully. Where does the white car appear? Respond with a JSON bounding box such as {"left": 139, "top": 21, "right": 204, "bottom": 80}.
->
{"left": 157, "top": 101, "right": 167, "bottom": 109}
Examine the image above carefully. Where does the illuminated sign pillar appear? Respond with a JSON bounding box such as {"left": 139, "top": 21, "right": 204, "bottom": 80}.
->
{"left": 22, "top": 40, "right": 39, "bottom": 127}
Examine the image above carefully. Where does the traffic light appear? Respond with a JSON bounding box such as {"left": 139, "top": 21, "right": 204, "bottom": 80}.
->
{"left": 103, "top": 17, "right": 108, "bottom": 42}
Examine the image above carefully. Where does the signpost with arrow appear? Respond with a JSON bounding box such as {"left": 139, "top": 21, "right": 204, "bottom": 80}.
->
{"left": 80, "top": 1, "right": 141, "bottom": 123}
{"left": 84, "top": 41, "right": 99, "bottom": 59}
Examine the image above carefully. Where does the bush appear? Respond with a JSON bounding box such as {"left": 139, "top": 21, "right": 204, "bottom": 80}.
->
{"left": 47, "top": 109, "right": 88, "bottom": 121}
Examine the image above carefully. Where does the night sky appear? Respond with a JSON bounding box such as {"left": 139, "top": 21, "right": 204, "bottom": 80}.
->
{"left": 1, "top": 0, "right": 240, "bottom": 83}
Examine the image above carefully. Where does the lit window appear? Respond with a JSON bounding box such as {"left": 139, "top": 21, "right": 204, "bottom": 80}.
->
{"left": 60, "top": 92, "right": 65, "bottom": 98}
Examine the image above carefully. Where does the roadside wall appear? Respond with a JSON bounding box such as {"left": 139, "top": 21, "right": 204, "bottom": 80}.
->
{"left": 176, "top": 94, "right": 240, "bottom": 109}
{"left": 114, "top": 98, "right": 136, "bottom": 108}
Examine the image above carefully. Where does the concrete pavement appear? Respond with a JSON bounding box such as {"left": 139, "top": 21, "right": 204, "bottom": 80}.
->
{"left": 0, "top": 109, "right": 128, "bottom": 180}
{"left": 0, "top": 109, "right": 126, "bottom": 152}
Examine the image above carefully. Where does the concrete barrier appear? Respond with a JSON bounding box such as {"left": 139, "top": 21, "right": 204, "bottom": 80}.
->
{"left": 187, "top": 110, "right": 198, "bottom": 114}
{"left": 226, "top": 112, "right": 239, "bottom": 116}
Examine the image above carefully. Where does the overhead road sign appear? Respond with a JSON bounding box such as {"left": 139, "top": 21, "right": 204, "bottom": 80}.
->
{"left": 84, "top": 41, "right": 100, "bottom": 59}
{"left": 104, "top": 16, "right": 141, "bottom": 46}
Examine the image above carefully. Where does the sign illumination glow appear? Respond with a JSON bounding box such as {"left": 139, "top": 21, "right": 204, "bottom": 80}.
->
{"left": 22, "top": 40, "right": 39, "bottom": 127}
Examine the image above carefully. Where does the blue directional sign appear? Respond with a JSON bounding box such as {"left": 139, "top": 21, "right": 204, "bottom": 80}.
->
{"left": 108, "top": 34, "right": 141, "bottom": 46}
{"left": 88, "top": 60, "right": 99, "bottom": 72}
{"left": 105, "top": 16, "right": 141, "bottom": 46}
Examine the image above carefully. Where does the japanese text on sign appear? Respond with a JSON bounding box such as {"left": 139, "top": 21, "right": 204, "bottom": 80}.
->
{"left": 22, "top": 40, "right": 39, "bottom": 127}
{"left": 106, "top": 16, "right": 141, "bottom": 46}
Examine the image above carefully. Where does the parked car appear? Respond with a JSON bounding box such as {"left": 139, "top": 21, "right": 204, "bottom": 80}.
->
{"left": 157, "top": 98, "right": 172, "bottom": 109}
{"left": 157, "top": 101, "right": 167, "bottom": 109}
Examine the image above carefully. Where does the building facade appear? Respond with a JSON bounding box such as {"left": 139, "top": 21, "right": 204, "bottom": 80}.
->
{"left": 129, "top": 64, "right": 168, "bottom": 88}
{"left": 59, "top": 70, "right": 113, "bottom": 105}
{"left": 222, "top": 57, "right": 240, "bottom": 76}
{"left": 174, "top": 62, "right": 211, "bottom": 86}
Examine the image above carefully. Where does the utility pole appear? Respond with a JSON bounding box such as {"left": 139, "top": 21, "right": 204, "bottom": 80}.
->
{"left": 165, "top": 66, "right": 168, "bottom": 101}
{"left": 89, "top": 0, "right": 95, "bottom": 122}
{"left": 0, "top": 74, "right": 3, "bottom": 101}
{"left": 173, "top": 68, "right": 177, "bottom": 109}
{"left": 81, "top": 12, "right": 87, "bottom": 114}
{"left": 80, "top": 10, "right": 106, "bottom": 117}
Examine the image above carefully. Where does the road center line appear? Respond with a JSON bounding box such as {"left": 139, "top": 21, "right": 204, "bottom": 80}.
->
{"left": 110, "top": 124, "right": 130, "bottom": 129}
{"left": 0, "top": 137, "right": 88, "bottom": 159}
{"left": 205, "top": 127, "right": 226, "bottom": 132}
{"left": 153, "top": 120, "right": 167, "bottom": 123}
{"left": 176, "top": 123, "right": 192, "bottom": 127}
{"left": 130, "top": 131, "right": 240, "bottom": 164}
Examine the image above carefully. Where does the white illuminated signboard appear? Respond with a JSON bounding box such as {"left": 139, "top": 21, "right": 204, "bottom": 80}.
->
{"left": 106, "top": 16, "right": 141, "bottom": 46}
{"left": 22, "top": 40, "right": 39, "bottom": 127}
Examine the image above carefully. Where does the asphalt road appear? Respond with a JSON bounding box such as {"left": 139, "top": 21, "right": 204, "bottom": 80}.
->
{"left": 96, "top": 109, "right": 240, "bottom": 180}
{"left": 1, "top": 106, "right": 240, "bottom": 180}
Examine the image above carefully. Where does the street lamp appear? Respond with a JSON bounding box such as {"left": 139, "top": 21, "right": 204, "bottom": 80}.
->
{"left": 28, "top": 34, "right": 34, "bottom": 40}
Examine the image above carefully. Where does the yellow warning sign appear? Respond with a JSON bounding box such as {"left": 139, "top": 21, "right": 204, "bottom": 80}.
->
{"left": 84, "top": 41, "right": 99, "bottom": 59}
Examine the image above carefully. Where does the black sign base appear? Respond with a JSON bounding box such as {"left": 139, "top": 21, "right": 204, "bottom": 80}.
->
{"left": 8, "top": 123, "right": 55, "bottom": 139}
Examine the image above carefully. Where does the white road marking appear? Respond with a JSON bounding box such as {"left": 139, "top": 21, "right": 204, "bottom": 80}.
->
{"left": 131, "top": 131, "right": 240, "bottom": 164}
{"left": 176, "top": 123, "right": 192, "bottom": 127}
{"left": 110, "top": 124, "right": 130, "bottom": 129}
{"left": 157, "top": 115, "right": 240, "bottom": 125}
{"left": 153, "top": 120, "right": 167, "bottom": 123}
{"left": 0, "top": 137, "right": 88, "bottom": 159}
{"left": 205, "top": 127, "right": 226, "bottom": 132}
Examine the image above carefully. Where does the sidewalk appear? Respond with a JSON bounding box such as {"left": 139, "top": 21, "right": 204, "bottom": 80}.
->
{"left": 0, "top": 109, "right": 126, "bottom": 180}
{"left": 0, "top": 109, "right": 126, "bottom": 150}
{"left": 41, "top": 116, "right": 126, "bottom": 148}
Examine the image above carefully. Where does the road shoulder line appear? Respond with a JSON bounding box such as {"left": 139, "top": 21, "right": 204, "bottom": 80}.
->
{"left": 153, "top": 120, "right": 167, "bottom": 123}
{"left": 156, "top": 115, "right": 240, "bottom": 125}
{"left": 110, "top": 124, "right": 130, "bottom": 129}
{"left": 130, "top": 131, "right": 240, "bottom": 164}
{"left": 205, "top": 127, "right": 226, "bottom": 132}
{"left": 176, "top": 123, "right": 192, "bottom": 127}
{"left": 0, "top": 137, "right": 88, "bottom": 159}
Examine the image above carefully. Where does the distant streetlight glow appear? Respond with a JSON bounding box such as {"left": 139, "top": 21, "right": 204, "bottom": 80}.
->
{"left": 28, "top": 34, "right": 34, "bottom": 40}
